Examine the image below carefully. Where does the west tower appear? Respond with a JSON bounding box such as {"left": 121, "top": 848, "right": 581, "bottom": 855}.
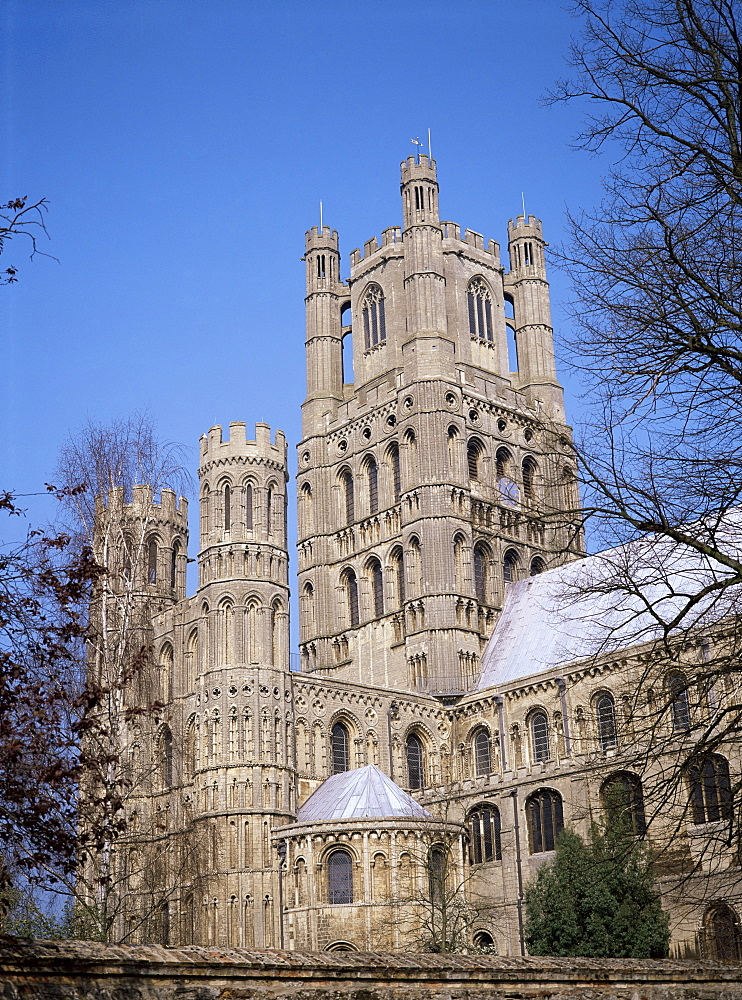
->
{"left": 297, "top": 157, "right": 582, "bottom": 696}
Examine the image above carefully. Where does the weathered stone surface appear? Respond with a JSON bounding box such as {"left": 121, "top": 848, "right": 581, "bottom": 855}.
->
{"left": 0, "top": 941, "right": 740, "bottom": 1000}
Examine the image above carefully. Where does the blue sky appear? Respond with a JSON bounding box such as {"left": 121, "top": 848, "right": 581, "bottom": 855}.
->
{"left": 1, "top": 0, "right": 607, "bottom": 632}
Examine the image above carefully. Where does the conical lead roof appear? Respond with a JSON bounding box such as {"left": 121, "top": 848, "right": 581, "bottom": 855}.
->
{"left": 295, "top": 764, "right": 431, "bottom": 823}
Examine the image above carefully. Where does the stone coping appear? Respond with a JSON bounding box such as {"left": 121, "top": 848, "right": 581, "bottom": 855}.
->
{"left": 0, "top": 939, "right": 741, "bottom": 985}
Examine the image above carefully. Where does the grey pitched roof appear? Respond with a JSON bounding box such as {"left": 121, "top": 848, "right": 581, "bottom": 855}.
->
{"left": 295, "top": 765, "right": 432, "bottom": 823}
{"left": 477, "top": 518, "right": 742, "bottom": 689}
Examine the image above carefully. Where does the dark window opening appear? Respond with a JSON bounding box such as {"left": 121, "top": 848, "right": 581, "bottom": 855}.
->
{"left": 331, "top": 722, "right": 350, "bottom": 774}
{"left": 688, "top": 754, "right": 732, "bottom": 824}
{"left": 148, "top": 538, "right": 158, "bottom": 584}
{"left": 531, "top": 711, "right": 550, "bottom": 762}
{"left": 328, "top": 849, "right": 353, "bottom": 904}
{"left": 474, "top": 729, "right": 491, "bottom": 775}
{"left": 406, "top": 732, "right": 425, "bottom": 789}
{"left": 527, "top": 789, "right": 563, "bottom": 853}
{"left": 469, "top": 806, "right": 501, "bottom": 864}
{"left": 596, "top": 693, "right": 618, "bottom": 751}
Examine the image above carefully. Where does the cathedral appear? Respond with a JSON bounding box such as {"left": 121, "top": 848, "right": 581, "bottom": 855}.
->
{"left": 99, "top": 155, "right": 742, "bottom": 959}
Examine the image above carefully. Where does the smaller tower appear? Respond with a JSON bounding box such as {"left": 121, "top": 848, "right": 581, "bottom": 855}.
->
{"left": 93, "top": 484, "right": 189, "bottom": 616}
{"left": 302, "top": 226, "right": 348, "bottom": 434}
{"left": 399, "top": 155, "right": 451, "bottom": 378}
{"left": 505, "top": 215, "right": 564, "bottom": 419}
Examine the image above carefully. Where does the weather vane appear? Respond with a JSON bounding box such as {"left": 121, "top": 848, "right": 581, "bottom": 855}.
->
{"left": 410, "top": 136, "right": 423, "bottom": 162}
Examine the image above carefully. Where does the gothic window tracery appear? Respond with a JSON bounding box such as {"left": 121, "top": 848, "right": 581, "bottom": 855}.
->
{"left": 468, "top": 805, "right": 501, "bottom": 863}
{"left": 601, "top": 772, "right": 646, "bottom": 836}
{"left": 527, "top": 789, "right": 563, "bottom": 853}
{"left": 688, "top": 754, "right": 732, "bottom": 824}
{"left": 362, "top": 284, "right": 386, "bottom": 350}
{"left": 467, "top": 278, "right": 494, "bottom": 342}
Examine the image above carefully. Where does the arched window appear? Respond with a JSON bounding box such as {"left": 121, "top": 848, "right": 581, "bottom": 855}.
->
{"left": 147, "top": 538, "right": 158, "bottom": 584}
{"left": 327, "top": 849, "right": 354, "bottom": 904}
{"left": 428, "top": 845, "right": 445, "bottom": 903}
{"left": 688, "top": 754, "right": 732, "bottom": 824}
{"left": 266, "top": 486, "right": 273, "bottom": 534}
{"left": 529, "top": 556, "right": 546, "bottom": 576}
{"left": 299, "top": 481, "right": 313, "bottom": 536}
{"left": 369, "top": 558, "right": 384, "bottom": 618}
{"left": 343, "top": 568, "right": 359, "bottom": 628}
{"left": 701, "top": 903, "right": 741, "bottom": 962}
{"left": 667, "top": 671, "right": 691, "bottom": 732}
{"left": 530, "top": 710, "right": 550, "bottom": 762}
{"left": 454, "top": 533, "right": 467, "bottom": 592}
{"left": 527, "top": 789, "right": 564, "bottom": 853}
{"left": 366, "top": 456, "right": 378, "bottom": 514}
{"left": 362, "top": 284, "right": 386, "bottom": 349}
{"left": 561, "top": 466, "right": 579, "bottom": 510}
{"left": 200, "top": 486, "right": 210, "bottom": 541}
{"left": 467, "top": 439, "right": 483, "bottom": 480}
{"left": 522, "top": 457, "right": 537, "bottom": 501}
{"left": 341, "top": 470, "right": 354, "bottom": 524}
{"left": 302, "top": 582, "right": 315, "bottom": 638}
{"left": 467, "top": 277, "right": 494, "bottom": 342}
{"left": 408, "top": 536, "right": 422, "bottom": 596}
{"left": 503, "top": 548, "right": 520, "bottom": 583}
{"left": 245, "top": 483, "right": 254, "bottom": 530}
{"left": 601, "top": 772, "right": 646, "bottom": 836}
{"left": 472, "top": 930, "right": 495, "bottom": 950}
{"left": 391, "top": 547, "right": 405, "bottom": 606}
{"left": 160, "top": 726, "right": 173, "bottom": 789}
{"left": 495, "top": 448, "right": 511, "bottom": 481}
{"left": 223, "top": 484, "right": 231, "bottom": 532}
{"left": 331, "top": 722, "right": 350, "bottom": 774}
{"left": 596, "top": 693, "right": 618, "bottom": 751}
{"left": 171, "top": 540, "right": 180, "bottom": 590}
{"left": 468, "top": 805, "right": 501, "bottom": 863}
{"left": 473, "top": 543, "right": 490, "bottom": 603}
{"left": 406, "top": 732, "right": 425, "bottom": 789}
{"left": 389, "top": 443, "right": 401, "bottom": 501}
{"left": 473, "top": 728, "right": 491, "bottom": 776}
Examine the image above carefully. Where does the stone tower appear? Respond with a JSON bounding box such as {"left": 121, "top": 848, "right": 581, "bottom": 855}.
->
{"left": 190, "top": 421, "right": 294, "bottom": 947}
{"left": 297, "top": 155, "right": 582, "bottom": 696}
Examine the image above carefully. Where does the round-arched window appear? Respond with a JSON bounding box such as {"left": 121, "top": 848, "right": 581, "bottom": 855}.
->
{"left": 327, "top": 849, "right": 354, "bottom": 904}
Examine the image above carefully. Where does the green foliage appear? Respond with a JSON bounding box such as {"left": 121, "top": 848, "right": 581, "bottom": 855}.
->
{"left": 524, "top": 817, "right": 670, "bottom": 959}
{"left": 0, "top": 877, "right": 67, "bottom": 939}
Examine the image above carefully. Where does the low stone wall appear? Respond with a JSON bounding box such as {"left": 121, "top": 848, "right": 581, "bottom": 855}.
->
{"left": 0, "top": 940, "right": 740, "bottom": 999}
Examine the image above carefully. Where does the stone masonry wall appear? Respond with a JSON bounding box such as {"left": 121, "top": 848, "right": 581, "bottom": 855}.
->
{"left": 0, "top": 941, "right": 740, "bottom": 1000}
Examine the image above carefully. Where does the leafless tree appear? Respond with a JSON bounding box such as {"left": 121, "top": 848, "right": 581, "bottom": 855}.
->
{"left": 50, "top": 414, "right": 202, "bottom": 942}
{"left": 393, "top": 802, "right": 493, "bottom": 953}
{"left": 545, "top": 0, "right": 742, "bottom": 884}
{"left": 0, "top": 197, "right": 55, "bottom": 283}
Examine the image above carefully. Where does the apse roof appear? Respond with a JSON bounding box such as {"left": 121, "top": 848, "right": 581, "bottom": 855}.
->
{"left": 477, "top": 516, "right": 742, "bottom": 689}
{"left": 295, "top": 765, "right": 432, "bottom": 823}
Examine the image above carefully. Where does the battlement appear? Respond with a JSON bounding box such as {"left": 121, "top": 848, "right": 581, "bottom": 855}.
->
{"left": 305, "top": 226, "right": 339, "bottom": 251}
{"left": 94, "top": 485, "right": 188, "bottom": 520}
{"left": 400, "top": 153, "right": 437, "bottom": 183}
{"left": 199, "top": 421, "right": 287, "bottom": 466}
{"left": 508, "top": 214, "right": 544, "bottom": 239}
{"left": 349, "top": 227, "right": 402, "bottom": 268}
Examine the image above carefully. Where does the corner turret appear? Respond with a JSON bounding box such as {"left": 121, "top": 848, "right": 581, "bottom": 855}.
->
{"left": 505, "top": 215, "right": 564, "bottom": 419}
